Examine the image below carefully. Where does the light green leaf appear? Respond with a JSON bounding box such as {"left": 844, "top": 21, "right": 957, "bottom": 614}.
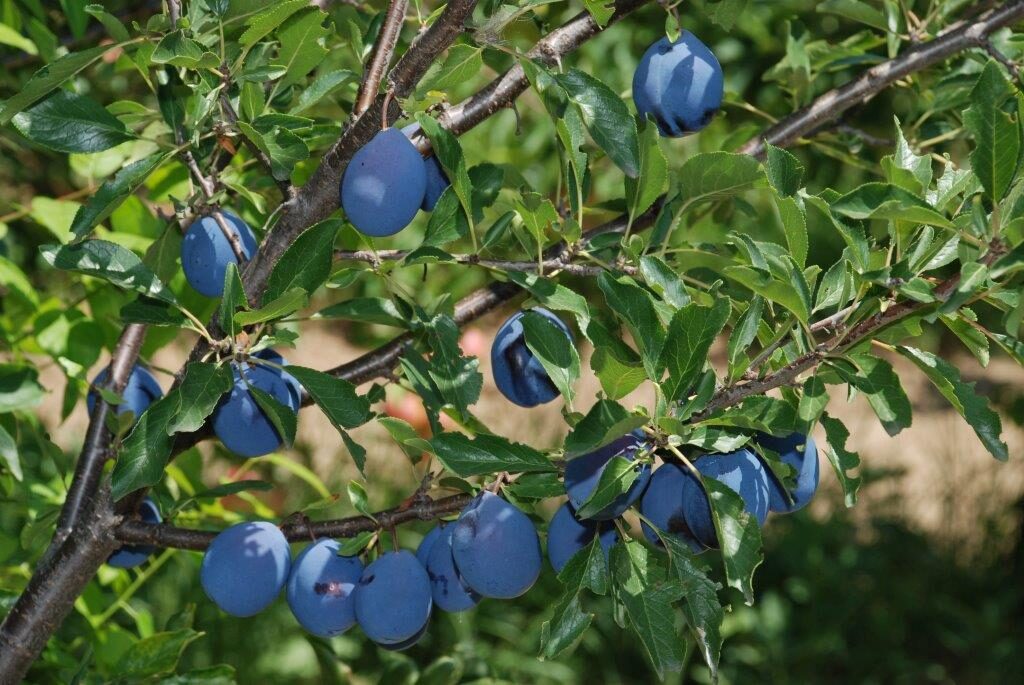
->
{"left": 233, "top": 288, "right": 308, "bottom": 326}
{"left": 42, "top": 240, "right": 177, "bottom": 304}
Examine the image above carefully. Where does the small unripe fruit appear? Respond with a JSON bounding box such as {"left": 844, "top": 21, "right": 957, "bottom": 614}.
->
{"left": 632, "top": 32, "right": 724, "bottom": 137}
{"left": 451, "top": 492, "right": 542, "bottom": 599}
{"left": 340, "top": 128, "right": 427, "bottom": 237}
{"left": 107, "top": 498, "right": 161, "bottom": 568}
{"left": 87, "top": 364, "right": 162, "bottom": 420}
{"left": 286, "top": 539, "right": 363, "bottom": 637}
{"left": 491, "top": 308, "right": 573, "bottom": 408}
{"left": 564, "top": 432, "right": 652, "bottom": 520}
{"left": 180, "top": 210, "right": 257, "bottom": 297}
{"left": 201, "top": 521, "right": 291, "bottom": 617}
{"left": 354, "top": 551, "right": 433, "bottom": 646}
{"left": 546, "top": 502, "right": 618, "bottom": 574}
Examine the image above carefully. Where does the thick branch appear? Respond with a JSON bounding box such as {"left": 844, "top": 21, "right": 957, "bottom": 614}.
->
{"left": 739, "top": 0, "right": 1024, "bottom": 158}
{"left": 115, "top": 494, "right": 472, "bottom": 550}
{"left": 353, "top": 0, "right": 410, "bottom": 117}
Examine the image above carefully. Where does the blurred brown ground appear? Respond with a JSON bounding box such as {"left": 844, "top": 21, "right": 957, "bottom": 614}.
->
{"left": 40, "top": 310, "right": 1024, "bottom": 560}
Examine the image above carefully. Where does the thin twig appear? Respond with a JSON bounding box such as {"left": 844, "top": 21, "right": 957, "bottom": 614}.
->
{"left": 353, "top": 0, "right": 410, "bottom": 118}
{"left": 334, "top": 249, "right": 640, "bottom": 276}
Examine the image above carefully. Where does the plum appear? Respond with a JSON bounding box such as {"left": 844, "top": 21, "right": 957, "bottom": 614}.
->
{"left": 402, "top": 124, "right": 450, "bottom": 211}
{"left": 639, "top": 463, "right": 706, "bottom": 553}
{"left": 682, "top": 449, "right": 772, "bottom": 548}
{"left": 490, "top": 308, "right": 573, "bottom": 407}
{"left": 251, "top": 348, "right": 303, "bottom": 409}
{"left": 632, "top": 32, "right": 724, "bottom": 137}
{"left": 426, "top": 526, "right": 480, "bottom": 612}
{"left": 416, "top": 524, "right": 446, "bottom": 567}
{"left": 87, "top": 364, "right": 162, "bottom": 421}
{"left": 450, "top": 492, "right": 541, "bottom": 598}
{"left": 107, "top": 497, "right": 161, "bottom": 568}
{"left": 354, "top": 550, "right": 433, "bottom": 646}
{"left": 286, "top": 538, "right": 363, "bottom": 637}
{"left": 212, "top": 358, "right": 299, "bottom": 458}
{"left": 546, "top": 502, "right": 619, "bottom": 574}
{"left": 564, "top": 432, "right": 652, "bottom": 520}
{"left": 201, "top": 521, "right": 291, "bottom": 617}
{"left": 180, "top": 210, "right": 258, "bottom": 297}
{"left": 758, "top": 433, "right": 820, "bottom": 513}
{"left": 340, "top": 128, "right": 427, "bottom": 237}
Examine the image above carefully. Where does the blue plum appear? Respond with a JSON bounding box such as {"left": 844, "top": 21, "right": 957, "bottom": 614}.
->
{"left": 632, "top": 32, "right": 724, "bottom": 137}
{"left": 416, "top": 524, "right": 445, "bottom": 567}
{"left": 340, "top": 128, "right": 427, "bottom": 237}
{"left": 426, "top": 526, "right": 480, "bottom": 612}
{"left": 212, "top": 358, "right": 299, "bottom": 458}
{"left": 180, "top": 210, "right": 258, "bottom": 297}
{"left": 402, "top": 124, "right": 450, "bottom": 211}
{"left": 201, "top": 521, "right": 291, "bottom": 617}
{"left": 107, "top": 497, "right": 161, "bottom": 568}
{"left": 354, "top": 550, "right": 433, "bottom": 646}
{"left": 450, "top": 492, "right": 542, "bottom": 599}
{"left": 87, "top": 364, "right": 163, "bottom": 420}
{"left": 564, "top": 432, "right": 653, "bottom": 520}
{"left": 286, "top": 539, "right": 363, "bottom": 637}
{"left": 758, "top": 433, "right": 820, "bottom": 513}
{"left": 251, "top": 348, "right": 303, "bottom": 409}
{"left": 639, "top": 463, "right": 706, "bottom": 554}
{"left": 546, "top": 502, "right": 619, "bottom": 574}
{"left": 490, "top": 307, "right": 573, "bottom": 408}
{"left": 378, "top": 621, "right": 428, "bottom": 652}
{"left": 682, "top": 449, "right": 772, "bottom": 549}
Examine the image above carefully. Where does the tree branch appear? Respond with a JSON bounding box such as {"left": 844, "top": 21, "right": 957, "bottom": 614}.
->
{"left": 333, "top": 249, "right": 638, "bottom": 276}
{"left": 353, "top": 0, "right": 410, "bottom": 117}
{"left": 739, "top": 0, "right": 1024, "bottom": 158}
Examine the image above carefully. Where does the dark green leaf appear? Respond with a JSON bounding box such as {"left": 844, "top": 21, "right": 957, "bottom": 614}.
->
{"left": 70, "top": 154, "right": 166, "bottom": 238}
{"left": 263, "top": 220, "right": 339, "bottom": 304}
{"left": 0, "top": 45, "right": 114, "bottom": 125}
{"left": 286, "top": 366, "right": 372, "bottom": 431}
{"left": 314, "top": 297, "right": 406, "bottom": 327}
{"left": 764, "top": 143, "right": 803, "bottom": 196}
{"left": 659, "top": 299, "right": 730, "bottom": 403}
{"left": 13, "top": 89, "right": 134, "bottom": 153}
{"left": 574, "top": 455, "right": 641, "bottom": 519}
{"left": 705, "top": 478, "right": 763, "bottom": 605}
{"left": 820, "top": 412, "right": 861, "bottom": 506}
{"left": 554, "top": 68, "right": 640, "bottom": 177}
{"left": 233, "top": 288, "right": 308, "bottom": 326}
{"left": 964, "top": 61, "right": 1020, "bottom": 202}
{"left": 42, "top": 240, "right": 177, "bottom": 304}
{"left": 115, "top": 629, "right": 203, "bottom": 678}
{"left": 521, "top": 310, "right": 580, "bottom": 405}
{"left": 429, "top": 432, "right": 555, "bottom": 477}
{"left": 563, "top": 399, "right": 648, "bottom": 456}
{"left": 247, "top": 384, "right": 296, "bottom": 449}
{"left": 597, "top": 272, "right": 665, "bottom": 377}
{"left": 166, "top": 363, "right": 233, "bottom": 435}
{"left": 111, "top": 392, "right": 179, "bottom": 500}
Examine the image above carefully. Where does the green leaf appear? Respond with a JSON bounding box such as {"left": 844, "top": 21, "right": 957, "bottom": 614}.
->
{"left": 290, "top": 69, "right": 356, "bottom": 114}
{"left": 111, "top": 392, "right": 179, "bottom": 500}
{"left": 247, "top": 384, "right": 296, "bottom": 449}
{"left": 816, "top": 0, "right": 888, "bottom": 31}
{"left": 563, "top": 400, "right": 647, "bottom": 456}
{"left": 233, "top": 288, "right": 308, "bottom": 326}
{"left": 659, "top": 299, "right": 730, "bottom": 404}
{"left": 764, "top": 143, "right": 804, "bottom": 196}
{"left": 0, "top": 45, "right": 115, "bottom": 125}
{"left": 84, "top": 5, "right": 130, "bottom": 43}
{"left": 0, "top": 23, "right": 37, "bottom": 55}
{"left": 276, "top": 8, "right": 330, "bottom": 89}
{"left": 285, "top": 366, "right": 371, "bottom": 431}
{"left": 539, "top": 535, "right": 610, "bottom": 659}
{"left": 698, "top": 395, "right": 797, "bottom": 435}
{"left": 627, "top": 122, "right": 668, "bottom": 221}
{"left": 831, "top": 183, "right": 953, "bottom": 228}
{"left": 239, "top": 0, "right": 310, "bottom": 47}
{"left": 521, "top": 310, "right": 580, "bottom": 405}
{"left": 0, "top": 364, "right": 46, "bottom": 413}
{"left": 237, "top": 120, "right": 309, "bottom": 182}
{"left": 574, "top": 454, "right": 641, "bottom": 519}
{"left": 727, "top": 296, "right": 763, "bottom": 380}
{"left": 705, "top": 478, "right": 763, "bottom": 605}
{"left": 378, "top": 416, "right": 433, "bottom": 460}
{"left": 347, "top": 480, "right": 373, "bottom": 518}
{"left": 897, "top": 346, "right": 1008, "bottom": 460}
{"left": 775, "top": 193, "right": 809, "bottom": 267}
{"left": 554, "top": 68, "right": 640, "bottom": 177}
{"left": 660, "top": 533, "right": 723, "bottom": 678}
{"left": 115, "top": 629, "right": 203, "bottom": 679}
{"left": 13, "top": 89, "right": 134, "bottom": 153}
{"left": 703, "top": 0, "right": 751, "bottom": 30}
{"left": 69, "top": 154, "right": 166, "bottom": 239}
{"left": 417, "top": 116, "right": 474, "bottom": 225}
{"left": 166, "top": 363, "right": 233, "bottom": 435}
{"left": 820, "top": 412, "right": 861, "bottom": 506}
{"left": 151, "top": 31, "right": 218, "bottom": 69}
{"left": 314, "top": 297, "right": 406, "bottom": 327}
{"left": 192, "top": 480, "right": 274, "bottom": 501}
{"left": 830, "top": 355, "right": 912, "bottom": 436}
{"left": 582, "top": 0, "right": 616, "bottom": 26}
{"left": 219, "top": 263, "right": 246, "bottom": 339}
{"left": 611, "top": 542, "right": 685, "bottom": 678}
{"left": 504, "top": 271, "right": 591, "bottom": 332}
{"left": 424, "top": 315, "right": 483, "bottom": 414}
{"left": 422, "top": 44, "right": 484, "bottom": 92}
{"left": 597, "top": 273, "right": 665, "bottom": 377}
{"left": 964, "top": 61, "right": 1020, "bottom": 202}
{"left": 723, "top": 264, "right": 809, "bottom": 324}
{"left": 0, "top": 424, "right": 22, "bottom": 481}
{"left": 677, "top": 152, "right": 764, "bottom": 207}
{"left": 429, "top": 432, "right": 555, "bottom": 477}
{"left": 42, "top": 240, "right": 176, "bottom": 304}
{"left": 639, "top": 255, "right": 689, "bottom": 309}
{"left": 263, "top": 219, "right": 338, "bottom": 304}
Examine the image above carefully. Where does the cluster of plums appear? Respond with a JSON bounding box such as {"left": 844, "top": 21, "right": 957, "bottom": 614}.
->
{"left": 191, "top": 490, "right": 540, "bottom": 649}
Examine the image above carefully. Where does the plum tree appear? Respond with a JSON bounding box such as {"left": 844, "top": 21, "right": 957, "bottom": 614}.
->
{"left": 180, "top": 210, "right": 258, "bottom": 298}
{"left": 353, "top": 551, "right": 433, "bottom": 647}
{"left": 639, "top": 464, "right": 706, "bottom": 554}
{"left": 758, "top": 433, "right": 820, "bottom": 513}
{"left": 450, "top": 492, "right": 541, "bottom": 599}
{"left": 286, "top": 539, "right": 363, "bottom": 638}
{"left": 632, "top": 32, "right": 724, "bottom": 137}
{"left": 425, "top": 526, "right": 481, "bottom": 612}
{"left": 200, "top": 521, "right": 291, "bottom": 617}
{"left": 546, "top": 502, "right": 618, "bottom": 573}
{"left": 682, "top": 450, "right": 772, "bottom": 549}
{"left": 86, "top": 364, "right": 163, "bottom": 421}
{"left": 402, "top": 124, "right": 451, "bottom": 210}
{"left": 490, "top": 308, "right": 573, "bottom": 407}
{"left": 564, "top": 432, "right": 653, "bottom": 520}
{"left": 106, "top": 498, "right": 161, "bottom": 569}
{"left": 212, "top": 357, "right": 299, "bottom": 458}
{"left": 340, "top": 128, "right": 427, "bottom": 237}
